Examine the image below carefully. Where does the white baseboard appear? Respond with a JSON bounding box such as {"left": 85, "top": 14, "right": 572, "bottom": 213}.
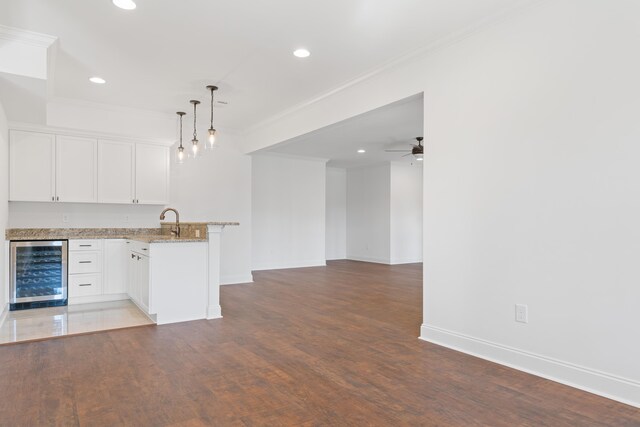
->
{"left": 206, "top": 305, "right": 222, "bottom": 319}
{"left": 252, "top": 259, "right": 327, "bottom": 271}
{"left": 390, "top": 258, "right": 423, "bottom": 265}
{"left": 420, "top": 324, "right": 640, "bottom": 409}
{"left": 221, "top": 274, "right": 254, "bottom": 285}
{"left": 346, "top": 255, "right": 391, "bottom": 265}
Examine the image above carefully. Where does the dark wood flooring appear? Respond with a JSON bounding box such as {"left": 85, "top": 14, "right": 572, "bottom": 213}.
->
{"left": 0, "top": 260, "right": 638, "bottom": 426}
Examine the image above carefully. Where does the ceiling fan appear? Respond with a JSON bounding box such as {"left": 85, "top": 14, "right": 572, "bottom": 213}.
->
{"left": 385, "top": 137, "right": 424, "bottom": 161}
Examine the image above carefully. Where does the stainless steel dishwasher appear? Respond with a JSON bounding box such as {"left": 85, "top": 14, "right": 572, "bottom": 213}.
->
{"left": 10, "top": 240, "right": 68, "bottom": 310}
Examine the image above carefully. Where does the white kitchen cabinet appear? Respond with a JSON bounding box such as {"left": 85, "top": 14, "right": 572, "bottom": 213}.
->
{"left": 98, "top": 140, "right": 135, "bottom": 204}
{"left": 68, "top": 239, "right": 108, "bottom": 304}
{"left": 69, "top": 273, "right": 103, "bottom": 298}
{"left": 135, "top": 143, "right": 169, "bottom": 205}
{"left": 103, "top": 239, "right": 128, "bottom": 295}
{"left": 9, "top": 129, "right": 170, "bottom": 205}
{"left": 56, "top": 135, "right": 98, "bottom": 203}
{"left": 9, "top": 130, "right": 56, "bottom": 202}
{"left": 128, "top": 249, "right": 150, "bottom": 313}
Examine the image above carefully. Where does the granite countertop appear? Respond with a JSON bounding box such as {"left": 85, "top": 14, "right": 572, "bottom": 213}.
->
{"left": 5, "top": 222, "right": 239, "bottom": 243}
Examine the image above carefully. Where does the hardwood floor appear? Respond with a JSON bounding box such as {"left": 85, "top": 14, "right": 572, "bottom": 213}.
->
{"left": 0, "top": 260, "right": 638, "bottom": 426}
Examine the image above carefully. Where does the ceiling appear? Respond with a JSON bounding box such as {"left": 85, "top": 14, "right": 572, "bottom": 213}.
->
{"left": 265, "top": 94, "right": 423, "bottom": 168}
{"left": 0, "top": 0, "right": 530, "bottom": 131}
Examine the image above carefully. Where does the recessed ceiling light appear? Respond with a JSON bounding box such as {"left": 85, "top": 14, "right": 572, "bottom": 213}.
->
{"left": 416, "top": 157, "right": 424, "bottom": 161}
{"left": 293, "top": 48, "right": 310, "bottom": 58}
{"left": 112, "top": 0, "right": 136, "bottom": 10}
{"left": 357, "top": 149, "right": 366, "bottom": 154}
{"left": 89, "top": 76, "right": 106, "bottom": 84}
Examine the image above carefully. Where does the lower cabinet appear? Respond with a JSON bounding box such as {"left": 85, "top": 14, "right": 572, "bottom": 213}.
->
{"left": 103, "top": 239, "right": 128, "bottom": 294}
{"left": 68, "top": 239, "right": 103, "bottom": 300}
{"left": 68, "top": 239, "right": 130, "bottom": 304}
{"left": 128, "top": 249, "right": 150, "bottom": 313}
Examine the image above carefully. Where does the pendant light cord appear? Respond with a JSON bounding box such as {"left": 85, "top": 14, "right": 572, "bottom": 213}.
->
{"left": 179, "top": 114, "right": 183, "bottom": 148}
{"left": 210, "top": 88, "right": 214, "bottom": 128}
{"left": 193, "top": 102, "right": 198, "bottom": 141}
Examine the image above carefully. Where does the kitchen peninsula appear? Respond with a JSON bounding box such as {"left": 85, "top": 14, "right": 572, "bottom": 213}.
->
{"left": 5, "top": 222, "right": 238, "bottom": 325}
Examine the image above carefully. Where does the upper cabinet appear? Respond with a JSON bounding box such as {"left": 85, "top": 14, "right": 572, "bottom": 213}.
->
{"left": 135, "top": 143, "right": 170, "bottom": 205}
{"left": 56, "top": 135, "right": 98, "bottom": 203}
{"left": 9, "top": 130, "right": 56, "bottom": 202}
{"left": 98, "top": 140, "right": 135, "bottom": 204}
{"left": 9, "top": 130, "right": 170, "bottom": 205}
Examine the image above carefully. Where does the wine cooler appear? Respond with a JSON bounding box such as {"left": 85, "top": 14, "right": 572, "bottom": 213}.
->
{"left": 10, "top": 240, "right": 68, "bottom": 311}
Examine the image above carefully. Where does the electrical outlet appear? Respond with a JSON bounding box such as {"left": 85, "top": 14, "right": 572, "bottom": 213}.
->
{"left": 62, "top": 214, "right": 69, "bottom": 223}
{"left": 515, "top": 304, "right": 528, "bottom": 323}
{"left": 124, "top": 215, "right": 129, "bottom": 223}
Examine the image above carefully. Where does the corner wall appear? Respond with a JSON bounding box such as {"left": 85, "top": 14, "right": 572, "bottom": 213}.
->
{"left": 326, "top": 167, "right": 347, "bottom": 260}
{"left": 252, "top": 154, "right": 327, "bottom": 270}
{"left": 240, "top": 0, "right": 640, "bottom": 407}
{"left": 390, "top": 163, "right": 422, "bottom": 264}
{"left": 346, "top": 164, "right": 391, "bottom": 264}
{"left": 170, "top": 133, "right": 253, "bottom": 285}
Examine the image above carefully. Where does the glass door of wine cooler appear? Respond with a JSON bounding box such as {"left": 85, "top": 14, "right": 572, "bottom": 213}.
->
{"left": 10, "top": 241, "right": 68, "bottom": 310}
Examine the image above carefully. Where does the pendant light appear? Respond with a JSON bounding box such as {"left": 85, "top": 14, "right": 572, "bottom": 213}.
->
{"left": 175, "top": 111, "right": 186, "bottom": 164}
{"left": 206, "top": 85, "right": 218, "bottom": 149}
{"left": 190, "top": 100, "right": 200, "bottom": 158}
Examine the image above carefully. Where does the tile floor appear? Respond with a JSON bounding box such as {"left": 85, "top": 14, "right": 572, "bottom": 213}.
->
{"left": 0, "top": 300, "right": 154, "bottom": 345}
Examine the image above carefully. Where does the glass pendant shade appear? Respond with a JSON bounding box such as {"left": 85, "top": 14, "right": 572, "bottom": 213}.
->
{"left": 208, "top": 128, "right": 216, "bottom": 147}
{"left": 191, "top": 138, "right": 199, "bottom": 158}
{"left": 176, "top": 146, "right": 185, "bottom": 164}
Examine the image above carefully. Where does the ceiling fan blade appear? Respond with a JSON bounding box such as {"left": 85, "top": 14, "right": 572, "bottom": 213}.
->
{"left": 385, "top": 149, "right": 411, "bottom": 152}
{"left": 402, "top": 153, "right": 413, "bottom": 157}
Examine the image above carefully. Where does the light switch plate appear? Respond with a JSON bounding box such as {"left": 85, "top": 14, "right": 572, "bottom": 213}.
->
{"left": 515, "top": 304, "right": 528, "bottom": 323}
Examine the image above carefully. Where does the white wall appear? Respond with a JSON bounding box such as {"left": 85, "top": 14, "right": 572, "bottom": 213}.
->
{"left": 0, "top": 101, "right": 8, "bottom": 314}
{"left": 346, "top": 164, "right": 391, "bottom": 264}
{"left": 325, "top": 167, "right": 347, "bottom": 260}
{"left": 390, "top": 162, "right": 423, "bottom": 264}
{"left": 8, "top": 202, "right": 161, "bottom": 229}
{"left": 252, "top": 154, "right": 326, "bottom": 270}
{"left": 239, "top": 0, "right": 640, "bottom": 407}
{"left": 170, "top": 133, "right": 253, "bottom": 285}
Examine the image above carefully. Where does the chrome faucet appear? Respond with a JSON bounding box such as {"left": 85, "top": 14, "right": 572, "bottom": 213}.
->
{"left": 160, "top": 208, "right": 180, "bottom": 237}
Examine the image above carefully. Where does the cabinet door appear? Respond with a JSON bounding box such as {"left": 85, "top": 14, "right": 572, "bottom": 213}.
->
{"left": 56, "top": 135, "right": 98, "bottom": 203}
{"left": 98, "top": 140, "right": 135, "bottom": 204}
{"left": 9, "top": 130, "right": 56, "bottom": 202}
{"left": 104, "top": 240, "right": 128, "bottom": 294}
{"left": 128, "top": 250, "right": 139, "bottom": 303}
{"left": 135, "top": 143, "right": 169, "bottom": 205}
{"left": 138, "top": 254, "right": 150, "bottom": 312}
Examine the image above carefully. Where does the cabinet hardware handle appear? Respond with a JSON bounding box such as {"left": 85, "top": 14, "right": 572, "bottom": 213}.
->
{"left": 56, "top": 196, "right": 59, "bottom": 201}
{"left": 51, "top": 196, "right": 54, "bottom": 201}
{"left": 78, "top": 283, "right": 92, "bottom": 287}
{"left": 142, "top": 248, "right": 147, "bottom": 251}
{"left": 78, "top": 261, "right": 92, "bottom": 264}
{"left": 79, "top": 245, "right": 91, "bottom": 247}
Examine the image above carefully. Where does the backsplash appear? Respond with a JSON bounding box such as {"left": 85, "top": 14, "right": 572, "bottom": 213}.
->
{"left": 8, "top": 202, "right": 162, "bottom": 228}
{"left": 160, "top": 222, "right": 208, "bottom": 238}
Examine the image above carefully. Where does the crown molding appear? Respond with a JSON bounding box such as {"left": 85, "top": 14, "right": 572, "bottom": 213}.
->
{"left": 0, "top": 24, "right": 57, "bottom": 48}
{"left": 48, "top": 97, "right": 175, "bottom": 121}
{"left": 244, "top": 0, "right": 548, "bottom": 135}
